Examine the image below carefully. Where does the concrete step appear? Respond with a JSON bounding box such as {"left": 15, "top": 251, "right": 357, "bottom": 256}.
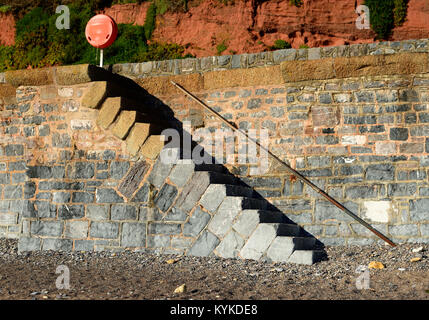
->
{"left": 200, "top": 184, "right": 255, "bottom": 213}
{"left": 218, "top": 196, "right": 268, "bottom": 212}
{"left": 287, "top": 250, "right": 326, "bottom": 265}
{"left": 266, "top": 236, "right": 317, "bottom": 263}
{"left": 233, "top": 210, "right": 287, "bottom": 239}
{"left": 263, "top": 223, "right": 301, "bottom": 237}
{"left": 239, "top": 223, "right": 296, "bottom": 260}
{"left": 172, "top": 159, "right": 226, "bottom": 174}
{"left": 203, "top": 172, "right": 239, "bottom": 185}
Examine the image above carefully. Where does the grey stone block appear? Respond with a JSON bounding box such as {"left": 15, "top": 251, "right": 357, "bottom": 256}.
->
{"left": 266, "top": 236, "right": 316, "bottom": 262}
{"left": 131, "top": 183, "right": 150, "bottom": 202}
{"left": 31, "top": 221, "right": 63, "bottom": 237}
{"left": 90, "top": 222, "right": 119, "bottom": 239}
{"left": 0, "top": 173, "right": 10, "bottom": 184}
{"left": 65, "top": 221, "right": 88, "bottom": 238}
{"left": 58, "top": 204, "right": 84, "bottom": 220}
{"left": 23, "top": 182, "right": 36, "bottom": 199}
{"left": 52, "top": 191, "right": 71, "bottom": 203}
{"left": 111, "top": 204, "right": 138, "bottom": 220}
{"left": 72, "top": 192, "right": 94, "bottom": 203}
{"left": 27, "top": 166, "right": 65, "bottom": 179}
{"left": 409, "top": 198, "right": 429, "bottom": 221}
{"left": 42, "top": 238, "right": 73, "bottom": 251}
{"left": 315, "top": 200, "right": 356, "bottom": 222}
{"left": 200, "top": 184, "right": 254, "bottom": 213}
{"left": 215, "top": 230, "right": 245, "bottom": 259}
{"left": 365, "top": 164, "right": 394, "bottom": 181}
{"left": 175, "top": 171, "right": 236, "bottom": 213}
{"left": 75, "top": 240, "right": 94, "bottom": 251}
{"left": 71, "top": 162, "right": 95, "bottom": 179}
{"left": 5, "top": 144, "right": 24, "bottom": 156}
{"left": 187, "top": 230, "right": 219, "bottom": 257}
{"left": 387, "top": 183, "right": 417, "bottom": 197}
{"left": 147, "top": 235, "right": 170, "bottom": 248}
{"left": 0, "top": 213, "right": 17, "bottom": 225}
{"left": 109, "top": 161, "right": 130, "bottom": 180}
{"left": 154, "top": 183, "right": 178, "bottom": 212}
{"left": 18, "top": 237, "right": 41, "bottom": 252}
{"left": 4, "top": 185, "right": 23, "bottom": 199}
{"left": 164, "top": 207, "right": 187, "bottom": 222}
{"left": 148, "top": 222, "right": 181, "bottom": 235}
{"left": 19, "top": 200, "right": 36, "bottom": 217}
{"left": 86, "top": 204, "right": 109, "bottom": 220}
{"left": 121, "top": 223, "right": 146, "bottom": 247}
{"left": 239, "top": 224, "right": 280, "bottom": 260}
{"left": 233, "top": 210, "right": 285, "bottom": 239}
{"left": 96, "top": 188, "right": 124, "bottom": 203}
{"left": 345, "top": 185, "right": 378, "bottom": 199}
{"left": 147, "top": 159, "right": 174, "bottom": 188}
{"left": 171, "top": 237, "right": 193, "bottom": 249}
{"left": 287, "top": 250, "right": 324, "bottom": 265}
{"left": 183, "top": 207, "right": 211, "bottom": 237}
{"left": 389, "top": 224, "right": 419, "bottom": 236}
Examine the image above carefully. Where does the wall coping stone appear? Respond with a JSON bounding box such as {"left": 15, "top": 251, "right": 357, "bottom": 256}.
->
{"left": 1, "top": 39, "right": 429, "bottom": 90}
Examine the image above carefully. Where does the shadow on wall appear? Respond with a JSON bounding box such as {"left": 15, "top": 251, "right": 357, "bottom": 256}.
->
{"left": 103, "top": 66, "right": 327, "bottom": 257}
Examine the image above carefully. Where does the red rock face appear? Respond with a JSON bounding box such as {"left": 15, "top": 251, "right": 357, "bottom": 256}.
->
{"left": 0, "top": 13, "right": 16, "bottom": 46}
{"left": 101, "top": 0, "right": 429, "bottom": 57}
{"left": 1, "top": 0, "right": 429, "bottom": 56}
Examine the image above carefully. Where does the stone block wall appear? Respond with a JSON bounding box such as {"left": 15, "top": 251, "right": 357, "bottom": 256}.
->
{"left": 158, "top": 75, "right": 429, "bottom": 245}
{"left": 1, "top": 39, "right": 429, "bottom": 248}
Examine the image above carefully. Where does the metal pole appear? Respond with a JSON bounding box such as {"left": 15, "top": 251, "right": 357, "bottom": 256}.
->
{"left": 170, "top": 80, "right": 397, "bottom": 247}
{"left": 100, "top": 49, "right": 104, "bottom": 68}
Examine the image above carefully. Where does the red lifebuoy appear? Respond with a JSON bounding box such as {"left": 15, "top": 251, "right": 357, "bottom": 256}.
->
{"left": 85, "top": 14, "right": 118, "bottom": 49}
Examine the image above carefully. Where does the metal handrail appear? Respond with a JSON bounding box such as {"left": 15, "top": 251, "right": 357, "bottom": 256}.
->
{"left": 171, "top": 80, "right": 396, "bottom": 247}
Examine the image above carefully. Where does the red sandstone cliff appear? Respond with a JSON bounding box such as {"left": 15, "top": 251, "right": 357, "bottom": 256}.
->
{"left": 104, "top": 0, "right": 429, "bottom": 56}
{"left": 2, "top": 0, "right": 429, "bottom": 56}
{"left": 0, "top": 12, "right": 15, "bottom": 46}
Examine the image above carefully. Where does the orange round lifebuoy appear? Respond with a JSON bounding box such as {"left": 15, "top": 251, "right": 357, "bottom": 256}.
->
{"left": 85, "top": 14, "right": 118, "bottom": 49}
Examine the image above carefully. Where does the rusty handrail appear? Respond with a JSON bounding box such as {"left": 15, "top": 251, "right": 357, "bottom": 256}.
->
{"left": 171, "top": 80, "right": 396, "bottom": 247}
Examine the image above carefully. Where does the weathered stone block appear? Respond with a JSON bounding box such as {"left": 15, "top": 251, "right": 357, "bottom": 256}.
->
{"left": 18, "top": 237, "right": 41, "bottom": 252}
{"left": 187, "top": 230, "right": 219, "bottom": 257}
{"left": 121, "top": 222, "right": 146, "bottom": 247}
{"left": 112, "top": 110, "right": 138, "bottom": 139}
{"left": 65, "top": 221, "right": 88, "bottom": 238}
{"left": 409, "top": 198, "right": 429, "bottom": 221}
{"left": 125, "top": 123, "right": 155, "bottom": 155}
{"left": 90, "top": 222, "right": 119, "bottom": 239}
{"left": 148, "top": 222, "right": 181, "bottom": 235}
{"left": 109, "top": 161, "right": 130, "bottom": 180}
{"left": 118, "top": 161, "right": 149, "bottom": 199}
{"left": 58, "top": 204, "right": 85, "bottom": 220}
{"left": 86, "top": 204, "right": 109, "bottom": 220}
{"left": 96, "top": 188, "right": 124, "bottom": 203}
{"left": 111, "top": 204, "right": 137, "bottom": 221}
{"left": 183, "top": 207, "right": 211, "bottom": 237}
{"left": 96, "top": 97, "right": 123, "bottom": 129}
{"left": 365, "top": 164, "right": 394, "bottom": 181}
{"left": 140, "top": 135, "right": 165, "bottom": 160}
{"left": 42, "top": 239, "right": 73, "bottom": 251}
{"left": 239, "top": 224, "right": 279, "bottom": 260}
{"left": 215, "top": 231, "right": 245, "bottom": 259}
{"left": 164, "top": 207, "right": 187, "bottom": 222}
{"left": 154, "top": 184, "right": 178, "bottom": 212}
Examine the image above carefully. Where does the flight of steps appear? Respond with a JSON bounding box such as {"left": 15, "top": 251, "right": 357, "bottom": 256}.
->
{"left": 83, "top": 80, "right": 325, "bottom": 265}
